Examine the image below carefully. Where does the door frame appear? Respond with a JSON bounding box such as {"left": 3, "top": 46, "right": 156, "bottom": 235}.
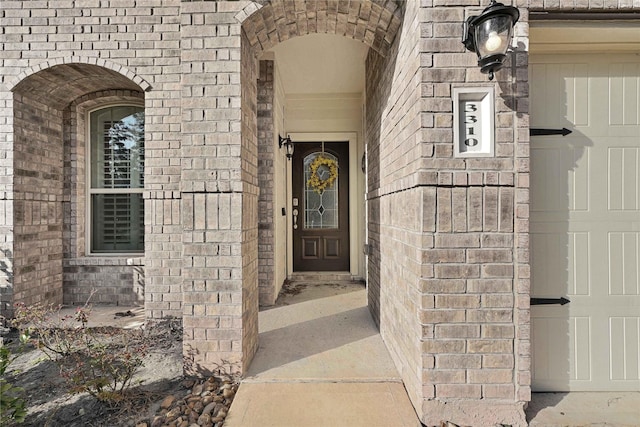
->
{"left": 286, "top": 132, "right": 362, "bottom": 278}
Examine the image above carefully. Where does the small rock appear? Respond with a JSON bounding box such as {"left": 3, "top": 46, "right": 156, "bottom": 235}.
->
{"left": 212, "top": 403, "right": 225, "bottom": 416}
{"left": 201, "top": 402, "right": 216, "bottom": 417}
{"left": 135, "top": 423, "right": 148, "bottom": 427}
{"left": 192, "top": 384, "right": 204, "bottom": 395}
{"left": 161, "top": 395, "right": 176, "bottom": 409}
{"left": 182, "top": 379, "right": 196, "bottom": 389}
{"left": 178, "top": 421, "right": 189, "bottom": 427}
{"left": 202, "top": 395, "right": 214, "bottom": 406}
{"left": 197, "top": 413, "right": 211, "bottom": 425}
{"left": 166, "top": 406, "right": 182, "bottom": 420}
{"left": 192, "top": 400, "right": 204, "bottom": 413}
{"left": 222, "top": 388, "right": 235, "bottom": 399}
{"left": 151, "top": 415, "right": 165, "bottom": 427}
{"left": 188, "top": 411, "right": 199, "bottom": 423}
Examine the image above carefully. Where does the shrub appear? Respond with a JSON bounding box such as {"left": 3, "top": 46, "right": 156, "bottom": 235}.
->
{"left": 0, "top": 339, "right": 28, "bottom": 424}
{"left": 12, "top": 301, "right": 148, "bottom": 406}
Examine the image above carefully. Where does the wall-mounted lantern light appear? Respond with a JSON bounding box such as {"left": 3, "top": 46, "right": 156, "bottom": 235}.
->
{"left": 462, "top": 0, "right": 520, "bottom": 80}
{"left": 279, "top": 134, "right": 294, "bottom": 160}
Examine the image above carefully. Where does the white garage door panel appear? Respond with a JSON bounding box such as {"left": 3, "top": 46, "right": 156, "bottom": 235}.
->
{"left": 609, "top": 147, "right": 640, "bottom": 211}
{"left": 610, "top": 317, "right": 640, "bottom": 381}
{"left": 532, "top": 316, "right": 592, "bottom": 389}
{"left": 609, "top": 63, "right": 640, "bottom": 127}
{"left": 531, "top": 232, "right": 590, "bottom": 296}
{"left": 531, "top": 53, "right": 640, "bottom": 392}
{"left": 609, "top": 232, "right": 639, "bottom": 295}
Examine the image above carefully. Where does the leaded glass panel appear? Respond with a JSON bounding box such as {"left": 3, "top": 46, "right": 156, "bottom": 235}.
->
{"left": 304, "top": 152, "right": 338, "bottom": 229}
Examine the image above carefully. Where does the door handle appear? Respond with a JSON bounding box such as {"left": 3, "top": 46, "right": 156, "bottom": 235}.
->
{"left": 292, "top": 208, "right": 298, "bottom": 230}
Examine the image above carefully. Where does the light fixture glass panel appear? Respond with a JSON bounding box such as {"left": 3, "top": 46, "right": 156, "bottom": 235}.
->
{"left": 474, "top": 16, "right": 513, "bottom": 58}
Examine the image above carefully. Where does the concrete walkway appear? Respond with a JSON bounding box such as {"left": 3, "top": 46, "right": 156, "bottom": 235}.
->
{"left": 51, "top": 289, "right": 640, "bottom": 426}
{"left": 527, "top": 392, "right": 640, "bottom": 426}
{"left": 224, "top": 281, "right": 421, "bottom": 427}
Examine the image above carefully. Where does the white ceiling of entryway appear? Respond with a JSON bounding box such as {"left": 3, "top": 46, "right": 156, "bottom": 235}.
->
{"left": 266, "top": 33, "right": 369, "bottom": 95}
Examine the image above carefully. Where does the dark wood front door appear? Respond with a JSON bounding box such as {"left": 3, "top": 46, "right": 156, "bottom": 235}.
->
{"left": 292, "top": 142, "right": 349, "bottom": 271}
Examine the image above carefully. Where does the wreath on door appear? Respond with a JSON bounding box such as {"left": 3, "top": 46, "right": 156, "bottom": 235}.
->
{"left": 307, "top": 155, "right": 338, "bottom": 193}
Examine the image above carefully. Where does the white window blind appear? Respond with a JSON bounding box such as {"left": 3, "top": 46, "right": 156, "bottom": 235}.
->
{"left": 89, "top": 106, "right": 144, "bottom": 253}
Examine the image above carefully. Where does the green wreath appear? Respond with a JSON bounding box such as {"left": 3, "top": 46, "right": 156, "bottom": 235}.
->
{"left": 307, "top": 155, "right": 338, "bottom": 193}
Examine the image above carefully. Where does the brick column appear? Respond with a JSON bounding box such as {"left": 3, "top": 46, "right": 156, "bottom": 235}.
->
{"left": 257, "top": 60, "right": 276, "bottom": 306}
{"left": 0, "top": 89, "right": 14, "bottom": 320}
{"left": 367, "top": 2, "right": 528, "bottom": 425}
{"left": 415, "top": 2, "right": 527, "bottom": 425}
{"left": 180, "top": 1, "right": 258, "bottom": 375}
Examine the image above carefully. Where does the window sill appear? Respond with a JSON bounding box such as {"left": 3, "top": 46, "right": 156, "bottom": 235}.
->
{"left": 64, "top": 256, "right": 145, "bottom": 267}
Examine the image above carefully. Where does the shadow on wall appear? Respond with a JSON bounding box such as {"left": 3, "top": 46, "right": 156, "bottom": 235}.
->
{"left": 525, "top": 392, "right": 567, "bottom": 422}
{"left": 133, "top": 264, "right": 145, "bottom": 304}
{"left": 0, "top": 248, "right": 14, "bottom": 323}
{"left": 363, "top": 16, "right": 401, "bottom": 328}
{"left": 498, "top": 41, "right": 528, "bottom": 117}
{"left": 526, "top": 57, "right": 593, "bottom": 394}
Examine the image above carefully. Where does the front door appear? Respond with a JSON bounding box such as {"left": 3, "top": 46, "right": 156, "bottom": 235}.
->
{"left": 292, "top": 142, "right": 349, "bottom": 271}
{"left": 530, "top": 53, "right": 640, "bottom": 391}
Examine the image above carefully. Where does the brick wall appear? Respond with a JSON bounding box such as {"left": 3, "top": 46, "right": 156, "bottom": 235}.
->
{"left": 257, "top": 60, "right": 277, "bottom": 306}
{"left": 365, "top": 0, "right": 425, "bottom": 409}
{"left": 0, "top": 0, "right": 183, "bottom": 320}
{"left": 2, "top": 0, "right": 636, "bottom": 420}
{"left": 240, "top": 29, "right": 260, "bottom": 372}
{"left": 63, "top": 257, "right": 144, "bottom": 306}
{"left": 416, "top": 2, "right": 527, "bottom": 425}
{"left": 366, "top": 1, "right": 531, "bottom": 425}
{"left": 12, "top": 93, "right": 65, "bottom": 313}
{"left": 179, "top": 1, "right": 258, "bottom": 375}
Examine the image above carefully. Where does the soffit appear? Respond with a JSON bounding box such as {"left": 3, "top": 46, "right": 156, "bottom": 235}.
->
{"left": 267, "top": 33, "right": 368, "bottom": 95}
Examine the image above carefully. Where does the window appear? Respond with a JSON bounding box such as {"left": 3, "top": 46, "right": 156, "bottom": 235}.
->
{"left": 89, "top": 105, "right": 144, "bottom": 254}
{"left": 304, "top": 152, "right": 339, "bottom": 229}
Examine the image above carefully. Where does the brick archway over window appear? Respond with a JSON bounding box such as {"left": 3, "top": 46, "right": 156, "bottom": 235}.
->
{"left": 11, "top": 61, "right": 147, "bottom": 109}
{"left": 236, "top": 0, "right": 403, "bottom": 57}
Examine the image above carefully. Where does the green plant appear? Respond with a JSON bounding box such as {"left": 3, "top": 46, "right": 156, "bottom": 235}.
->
{"left": 0, "top": 339, "right": 28, "bottom": 424}
{"left": 12, "top": 301, "right": 148, "bottom": 406}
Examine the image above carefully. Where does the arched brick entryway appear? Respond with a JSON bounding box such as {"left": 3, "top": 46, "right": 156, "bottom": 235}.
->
{"left": 236, "top": 0, "right": 403, "bottom": 56}
{"left": 179, "top": 0, "right": 404, "bottom": 377}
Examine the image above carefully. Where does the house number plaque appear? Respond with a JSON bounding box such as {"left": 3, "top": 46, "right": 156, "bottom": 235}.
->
{"left": 452, "top": 87, "right": 495, "bottom": 157}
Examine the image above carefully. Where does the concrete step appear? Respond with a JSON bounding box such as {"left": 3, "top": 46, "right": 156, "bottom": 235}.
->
{"left": 289, "top": 271, "right": 362, "bottom": 283}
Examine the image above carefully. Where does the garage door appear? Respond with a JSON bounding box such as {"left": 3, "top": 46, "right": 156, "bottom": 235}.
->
{"left": 530, "top": 53, "right": 640, "bottom": 391}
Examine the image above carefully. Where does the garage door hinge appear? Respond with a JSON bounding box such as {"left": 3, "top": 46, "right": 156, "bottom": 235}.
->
{"left": 530, "top": 127, "right": 572, "bottom": 136}
{"left": 530, "top": 297, "right": 571, "bottom": 305}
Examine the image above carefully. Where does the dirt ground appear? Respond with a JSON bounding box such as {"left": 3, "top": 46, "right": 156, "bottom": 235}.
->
{"left": 1, "top": 319, "right": 209, "bottom": 427}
